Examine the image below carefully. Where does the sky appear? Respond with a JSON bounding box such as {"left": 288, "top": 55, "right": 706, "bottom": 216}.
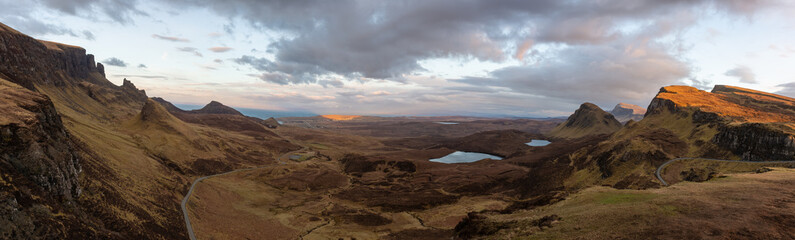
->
{"left": 2, "top": 0, "right": 795, "bottom": 117}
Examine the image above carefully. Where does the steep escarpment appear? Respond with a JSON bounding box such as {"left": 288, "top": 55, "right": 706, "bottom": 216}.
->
{"left": 610, "top": 103, "right": 646, "bottom": 123}
{"left": 0, "top": 22, "right": 299, "bottom": 239}
{"left": 648, "top": 85, "right": 795, "bottom": 160}
{"left": 713, "top": 123, "right": 795, "bottom": 161}
{"left": 0, "top": 23, "right": 108, "bottom": 90}
{"left": 547, "top": 103, "right": 622, "bottom": 139}
{"left": 565, "top": 85, "right": 795, "bottom": 190}
{"left": 0, "top": 78, "right": 99, "bottom": 238}
{"left": 0, "top": 79, "right": 80, "bottom": 199}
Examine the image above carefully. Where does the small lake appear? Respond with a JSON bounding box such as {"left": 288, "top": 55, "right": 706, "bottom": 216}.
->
{"left": 435, "top": 122, "right": 459, "bottom": 125}
{"left": 525, "top": 139, "right": 551, "bottom": 147}
{"left": 430, "top": 151, "right": 502, "bottom": 164}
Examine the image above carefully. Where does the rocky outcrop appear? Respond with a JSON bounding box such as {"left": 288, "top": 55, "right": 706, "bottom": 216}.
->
{"left": 713, "top": 123, "right": 795, "bottom": 161}
{"left": 547, "top": 103, "right": 622, "bottom": 139}
{"left": 0, "top": 78, "right": 81, "bottom": 200}
{"left": 645, "top": 85, "right": 795, "bottom": 161}
{"left": 610, "top": 103, "right": 645, "bottom": 123}
{"left": 121, "top": 78, "right": 148, "bottom": 103}
{"left": 262, "top": 117, "right": 280, "bottom": 129}
{"left": 151, "top": 97, "right": 186, "bottom": 113}
{"left": 0, "top": 23, "right": 107, "bottom": 90}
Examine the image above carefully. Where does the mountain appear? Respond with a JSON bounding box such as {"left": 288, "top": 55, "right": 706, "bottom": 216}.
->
{"left": 564, "top": 85, "right": 795, "bottom": 189}
{"left": 190, "top": 100, "right": 243, "bottom": 115}
{"left": 151, "top": 97, "right": 281, "bottom": 137}
{"left": 262, "top": 117, "right": 280, "bottom": 128}
{"left": 454, "top": 85, "right": 795, "bottom": 239}
{"left": 546, "top": 103, "right": 623, "bottom": 139}
{"left": 0, "top": 22, "right": 299, "bottom": 239}
{"left": 610, "top": 103, "right": 646, "bottom": 123}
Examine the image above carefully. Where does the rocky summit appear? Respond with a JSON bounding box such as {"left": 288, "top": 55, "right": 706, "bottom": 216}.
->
{"left": 546, "top": 102, "right": 623, "bottom": 139}
{"left": 610, "top": 103, "right": 646, "bottom": 123}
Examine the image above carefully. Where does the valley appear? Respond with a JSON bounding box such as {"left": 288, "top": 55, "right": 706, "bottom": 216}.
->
{"left": 1, "top": 15, "right": 794, "bottom": 240}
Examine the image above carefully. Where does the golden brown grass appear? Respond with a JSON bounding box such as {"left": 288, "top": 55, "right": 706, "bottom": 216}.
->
{"left": 657, "top": 85, "right": 795, "bottom": 123}
{"left": 476, "top": 168, "right": 795, "bottom": 239}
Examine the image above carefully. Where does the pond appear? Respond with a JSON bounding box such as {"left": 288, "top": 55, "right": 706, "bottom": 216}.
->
{"left": 525, "top": 139, "right": 551, "bottom": 147}
{"left": 434, "top": 122, "right": 459, "bottom": 125}
{"left": 429, "top": 151, "right": 502, "bottom": 164}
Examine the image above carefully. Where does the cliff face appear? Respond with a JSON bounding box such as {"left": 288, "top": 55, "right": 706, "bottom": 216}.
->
{"left": 0, "top": 78, "right": 88, "bottom": 239}
{"left": 713, "top": 123, "right": 795, "bottom": 161}
{"left": 647, "top": 85, "right": 795, "bottom": 160}
{"left": 0, "top": 79, "right": 81, "bottom": 200}
{"left": 563, "top": 85, "right": 795, "bottom": 190}
{"left": 0, "top": 23, "right": 107, "bottom": 90}
{"left": 610, "top": 103, "right": 645, "bottom": 123}
{"left": 547, "top": 103, "right": 622, "bottom": 139}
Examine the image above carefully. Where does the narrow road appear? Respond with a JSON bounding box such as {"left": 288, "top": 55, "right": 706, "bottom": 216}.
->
{"left": 655, "top": 158, "right": 795, "bottom": 186}
{"left": 181, "top": 148, "right": 306, "bottom": 240}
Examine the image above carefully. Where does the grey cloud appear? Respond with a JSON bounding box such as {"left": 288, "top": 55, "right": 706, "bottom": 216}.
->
{"left": 138, "top": 64, "right": 147, "bottom": 68}
{"left": 724, "top": 65, "right": 757, "bottom": 83}
{"left": 0, "top": 2, "right": 94, "bottom": 38}
{"left": 454, "top": 38, "right": 690, "bottom": 108}
{"left": 177, "top": 47, "right": 203, "bottom": 57}
{"left": 234, "top": 55, "right": 329, "bottom": 85}
{"left": 39, "top": 0, "right": 147, "bottom": 24}
{"left": 102, "top": 57, "right": 128, "bottom": 67}
{"left": 776, "top": 82, "right": 795, "bottom": 98}
{"left": 318, "top": 79, "right": 344, "bottom": 88}
{"left": 157, "top": 0, "right": 777, "bottom": 88}
{"left": 82, "top": 30, "right": 95, "bottom": 40}
{"left": 153, "top": 34, "right": 190, "bottom": 42}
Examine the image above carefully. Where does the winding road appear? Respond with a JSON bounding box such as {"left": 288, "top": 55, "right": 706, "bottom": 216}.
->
{"left": 655, "top": 158, "right": 795, "bottom": 186}
{"left": 181, "top": 148, "right": 306, "bottom": 240}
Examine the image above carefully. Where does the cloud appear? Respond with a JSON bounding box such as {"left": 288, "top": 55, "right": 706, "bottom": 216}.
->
{"left": 82, "top": 30, "right": 95, "bottom": 40}
{"left": 152, "top": 34, "right": 190, "bottom": 42}
{"left": 371, "top": 91, "right": 391, "bottom": 96}
{"left": 234, "top": 55, "right": 329, "bottom": 85}
{"left": 213, "top": 59, "right": 223, "bottom": 63}
{"left": 208, "top": 46, "right": 233, "bottom": 52}
{"left": 776, "top": 82, "right": 795, "bottom": 98}
{"left": 724, "top": 65, "right": 757, "bottom": 83}
{"left": 112, "top": 74, "right": 167, "bottom": 79}
{"left": 319, "top": 79, "right": 344, "bottom": 88}
{"left": 39, "top": 0, "right": 147, "bottom": 24}
{"left": 138, "top": 64, "right": 147, "bottom": 68}
{"left": 102, "top": 57, "right": 128, "bottom": 67}
{"left": 454, "top": 38, "right": 691, "bottom": 107}
{"left": 176, "top": 47, "right": 203, "bottom": 57}
{"left": 151, "top": 0, "right": 777, "bottom": 93}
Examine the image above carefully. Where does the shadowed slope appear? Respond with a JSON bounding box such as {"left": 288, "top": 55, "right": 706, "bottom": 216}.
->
{"left": 547, "top": 103, "right": 622, "bottom": 139}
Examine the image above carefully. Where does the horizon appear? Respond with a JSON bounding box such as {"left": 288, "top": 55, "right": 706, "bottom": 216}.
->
{"left": 2, "top": 0, "right": 795, "bottom": 117}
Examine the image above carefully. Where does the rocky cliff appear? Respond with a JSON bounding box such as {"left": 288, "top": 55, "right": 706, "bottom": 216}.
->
{"left": 647, "top": 85, "right": 795, "bottom": 160}
{"left": 547, "top": 103, "right": 622, "bottom": 139}
{"left": 0, "top": 78, "right": 81, "bottom": 199}
{"left": 610, "top": 103, "right": 646, "bottom": 123}
{"left": 0, "top": 23, "right": 107, "bottom": 90}
{"left": 0, "top": 78, "right": 89, "bottom": 238}
{"left": 564, "top": 85, "right": 795, "bottom": 190}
